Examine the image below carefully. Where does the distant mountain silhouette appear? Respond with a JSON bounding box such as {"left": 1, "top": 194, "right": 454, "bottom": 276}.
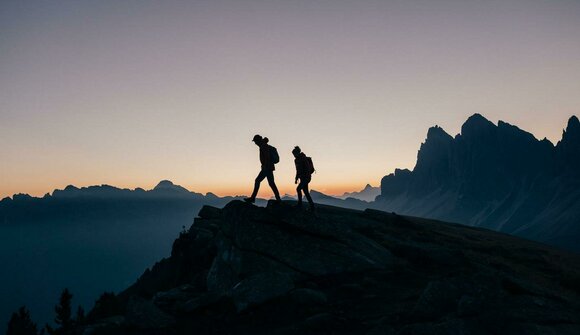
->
{"left": 281, "top": 190, "right": 372, "bottom": 210}
{"left": 339, "top": 184, "right": 381, "bottom": 202}
{"left": 0, "top": 181, "right": 241, "bottom": 333}
{"left": 152, "top": 180, "right": 194, "bottom": 196}
{"left": 376, "top": 114, "right": 580, "bottom": 253}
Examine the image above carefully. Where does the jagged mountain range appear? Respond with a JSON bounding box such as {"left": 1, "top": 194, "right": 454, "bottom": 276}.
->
{"left": 376, "top": 114, "right": 580, "bottom": 253}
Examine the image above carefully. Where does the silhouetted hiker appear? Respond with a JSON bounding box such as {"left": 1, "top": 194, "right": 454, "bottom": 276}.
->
{"left": 292, "top": 146, "right": 315, "bottom": 211}
{"left": 244, "top": 135, "right": 282, "bottom": 204}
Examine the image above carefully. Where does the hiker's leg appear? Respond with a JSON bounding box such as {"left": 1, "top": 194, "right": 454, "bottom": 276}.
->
{"left": 266, "top": 170, "right": 281, "bottom": 201}
{"left": 303, "top": 181, "right": 314, "bottom": 206}
{"left": 296, "top": 183, "right": 303, "bottom": 204}
{"left": 250, "top": 170, "right": 266, "bottom": 199}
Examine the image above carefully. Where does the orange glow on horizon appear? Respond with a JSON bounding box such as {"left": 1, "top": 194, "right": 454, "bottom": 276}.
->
{"left": 0, "top": 181, "right": 376, "bottom": 200}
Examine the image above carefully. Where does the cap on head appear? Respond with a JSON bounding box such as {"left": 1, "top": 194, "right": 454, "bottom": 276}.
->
{"left": 252, "top": 134, "right": 262, "bottom": 143}
{"left": 292, "top": 146, "right": 301, "bottom": 155}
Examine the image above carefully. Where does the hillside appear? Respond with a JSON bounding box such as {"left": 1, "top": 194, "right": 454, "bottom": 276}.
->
{"left": 77, "top": 200, "right": 580, "bottom": 334}
{"left": 0, "top": 180, "right": 371, "bottom": 331}
{"left": 376, "top": 114, "right": 580, "bottom": 253}
{"left": 0, "top": 181, "right": 242, "bottom": 332}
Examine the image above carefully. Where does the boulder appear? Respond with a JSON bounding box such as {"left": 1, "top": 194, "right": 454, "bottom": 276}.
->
{"left": 298, "top": 312, "right": 346, "bottom": 332}
{"left": 218, "top": 201, "right": 393, "bottom": 278}
{"left": 180, "top": 292, "right": 225, "bottom": 313}
{"left": 198, "top": 205, "right": 222, "bottom": 219}
{"left": 125, "top": 296, "right": 176, "bottom": 330}
{"left": 287, "top": 288, "right": 328, "bottom": 306}
{"left": 81, "top": 316, "right": 125, "bottom": 335}
{"left": 153, "top": 284, "right": 198, "bottom": 311}
{"left": 229, "top": 271, "right": 295, "bottom": 311}
{"left": 206, "top": 234, "right": 242, "bottom": 294}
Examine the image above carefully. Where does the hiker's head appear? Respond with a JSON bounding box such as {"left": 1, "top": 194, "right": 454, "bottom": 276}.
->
{"left": 292, "top": 146, "right": 301, "bottom": 158}
{"left": 252, "top": 134, "right": 263, "bottom": 145}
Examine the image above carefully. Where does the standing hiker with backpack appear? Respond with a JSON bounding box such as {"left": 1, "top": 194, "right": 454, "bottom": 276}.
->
{"left": 292, "top": 146, "right": 315, "bottom": 211}
{"left": 244, "top": 134, "right": 282, "bottom": 204}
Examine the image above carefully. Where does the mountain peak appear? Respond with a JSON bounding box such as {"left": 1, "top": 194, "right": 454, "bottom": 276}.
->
{"left": 426, "top": 125, "right": 452, "bottom": 141}
{"left": 154, "top": 180, "right": 176, "bottom": 189}
{"left": 557, "top": 115, "right": 580, "bottom": 172}
{"left": 559, "top": 115, "right": 580, "bottom": 145}
{"left": 466, "top": 113, "right": 490, "bottom": 122}
{"left": 152, "top": 180, "right": 191, "bottom": 195}
{"left": 566, "top": 115, "right": 579, "bottom": 134}
{"left": 461, "top": 113, "right": 496, "bottom": 138}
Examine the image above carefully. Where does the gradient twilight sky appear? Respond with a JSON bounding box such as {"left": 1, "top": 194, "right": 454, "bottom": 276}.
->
{"left": 1, "top": 0, "right": 580, "bottom": 199}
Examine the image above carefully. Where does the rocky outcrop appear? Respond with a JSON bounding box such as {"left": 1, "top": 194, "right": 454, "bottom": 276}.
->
{"left": 557, "top": 115, "right": 580, "bottom": 175}
{"left": 78, "top": 200, "right": 580, "bottom": 334}
{"left": 377, "top": 114, "right": 580, "bottom": 253}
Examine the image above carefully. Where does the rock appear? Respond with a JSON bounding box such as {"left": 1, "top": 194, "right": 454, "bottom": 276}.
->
{"left": 218, "top": 201, "right": 394, "bottom": 278}
{"left": 237, "top": 248, "right": 302, "bottom": 281}
{"left": 336, "top": 283, "right": 365, "bottom": 296}
{"left": 191, "top": 226, "right": 215, "bottom": 244}
{"left": 206, "top": 234, "right": 242, "bottom": 294}
{"left": 79, "top": 199, "right": 580, "bottom": 334}
{"left": 229, "top": 271, "right": 295, "bottom": 312}
{"left": 412, "top": 280, "right": 462, "bottom": 321}
{"left": 365, "top": 323, "right": 396, "bottom": 335}
{"left": 125, "top": 296, "right": 176, "bottom": 329}
{"left": 398, "top": 319, "right": 478, "bottom": 335}
{"left": 299, "top": 312, "right": 344, "bottom": 332}
{"left": 198, "top": 205, "right": 222, "bottom": 219}
{"left": 456, "top": 294, "right": 480, "bottom": 317}
{"left": 287, "top": 288, "right": 328, "bottom": 306}
{"left": 192, "top": 218, "right": 221, "bottom": 235}
{"left": 180, "top": 291, "right": 225, "bottom": 313}
{"left": 424, "top": 248, "right": 465, "bottom": 267}
{"left": 153, "top": 284, "right": 197, "bottom": 310}
{"left": 82, "top": 316, "right": 125, "bottom": 335}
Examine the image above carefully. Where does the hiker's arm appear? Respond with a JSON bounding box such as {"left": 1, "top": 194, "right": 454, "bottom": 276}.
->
{"left": 294, "top": 161, "right": 299, "bottom": 183}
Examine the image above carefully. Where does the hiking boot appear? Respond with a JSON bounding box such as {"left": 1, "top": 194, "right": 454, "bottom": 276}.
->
{"left": 243, "top": 197, "right": 255, "bottom": 204}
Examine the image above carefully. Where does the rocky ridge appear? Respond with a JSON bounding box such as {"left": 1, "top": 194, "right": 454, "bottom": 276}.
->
{"left": 79, "top": 200, "right": 580, "bottom": 334}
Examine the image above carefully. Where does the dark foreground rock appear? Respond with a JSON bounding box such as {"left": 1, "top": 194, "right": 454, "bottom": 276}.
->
{"left": 78, "top": 200, "right": 580, "bottom": 334}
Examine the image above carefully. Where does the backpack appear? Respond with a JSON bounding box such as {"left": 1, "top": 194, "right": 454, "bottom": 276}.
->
{"left": 305, "top": 156, "right": 315, "bottom": 174}
{"left": 269, "top": 145, "right": 280, "bottom": 164}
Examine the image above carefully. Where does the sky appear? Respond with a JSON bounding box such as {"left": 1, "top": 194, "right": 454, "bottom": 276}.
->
{"left": 1, "top": 0, "right": 580, "bottom": 199}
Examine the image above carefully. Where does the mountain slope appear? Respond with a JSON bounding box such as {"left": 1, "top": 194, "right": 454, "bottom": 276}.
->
{"left": 0, "top": 180, "right": 370, "bottom": 331}
{"left": 376, "top": 114, "right": 580, "bottom": 253}
{"left": 0, "top": 181, "right": 241, "bottom": 333}
{"left": 77, "top": 201, "right": 580, "bottom": 334}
